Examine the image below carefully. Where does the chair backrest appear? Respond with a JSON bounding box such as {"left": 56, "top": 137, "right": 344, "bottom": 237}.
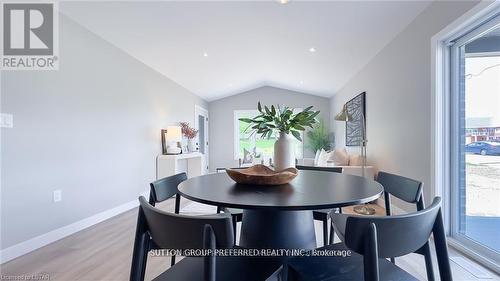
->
{"left": 333, "top": 197, "right": 441, "bottom": 259}
{"left": 377, "top": 171, "right": 423, "bottom": 204}
{"left": 138, "top": 196, "right": 234, "bottom": 250}
{"left": 296, "top": 165, "right": 343, "bottom": 173}
{"left": 149, "top": 173, "right": 187, "bottom": 204}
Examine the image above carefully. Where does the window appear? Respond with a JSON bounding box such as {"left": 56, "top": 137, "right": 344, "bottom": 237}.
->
{"left": 449, "top": 14, "right": 500, "bottom": 266}
{"left": 233, "top": 110, "right": 304, "bottom": 160}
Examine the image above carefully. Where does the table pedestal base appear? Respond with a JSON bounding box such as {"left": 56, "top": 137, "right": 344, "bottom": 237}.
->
{"left": 239, "top": 209, "right": 316, "bottom": 250}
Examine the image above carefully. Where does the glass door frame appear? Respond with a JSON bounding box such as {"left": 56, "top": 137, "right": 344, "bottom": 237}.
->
{"left": 449, "top": 13, "right": 500, "bottom": 269}
{"left": 194, "top": 105, "right": 209, "bottom": 174}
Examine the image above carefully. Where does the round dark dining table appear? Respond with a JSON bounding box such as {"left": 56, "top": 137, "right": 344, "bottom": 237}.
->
{"left": 178, "top": 170, "right": 383, "bottom": 250}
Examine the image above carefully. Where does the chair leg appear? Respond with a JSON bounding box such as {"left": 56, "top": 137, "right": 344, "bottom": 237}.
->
{"left": 170, "top": 255, "right": 176, "bottom": 266}
{"left": 130, "top": 232, "right": 149, "bottom": 281}
{"left": 130, "top": 209, "right": 150, "bottom": 281}
{"left": 203, "top": 225, "right": 217, "bottom": 281}
{"left": 422, "top": 242, "right": 435, "bottom": 281}
{"left": 433, "top": 209, "right": 453, "bottom": 281}
{"left": 232, "top": 216, "right": 237, "bottom": 243}
{"left": 329, "top": 208, "right": 340, "bottom": 244}
{"left": 329, "top": 224, "right": 334, "bottom": 244}
{"left": 364, "top": 223, "right": 380, "bottom": 281}
{"left": 174, "top": 194, "right": 181, "bottom": 214}
{"left": 322, "top": 219, "right": 328, "bottom": 246}
{"left": 216, "top": 206, "right": 222, "bottom": 214}
{"left": 390, "top": 257, "right": 395, "bottom": 264}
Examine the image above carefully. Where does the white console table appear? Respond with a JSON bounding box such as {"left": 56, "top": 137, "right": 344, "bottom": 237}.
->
{"left": 156, "top": 153, "right": 203, "bottom": 179}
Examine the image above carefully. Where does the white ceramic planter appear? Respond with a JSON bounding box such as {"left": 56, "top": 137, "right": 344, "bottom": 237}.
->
{"left": 188, "top": 138, "right": 196, "bottom": 152}
{"left": 274, "top": 132, "right": 295, "bottom": 171}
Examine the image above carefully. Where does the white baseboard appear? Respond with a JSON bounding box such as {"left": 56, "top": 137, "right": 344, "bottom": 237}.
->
{"left": 0, "top": 192, "right": 148, "bottom": 264}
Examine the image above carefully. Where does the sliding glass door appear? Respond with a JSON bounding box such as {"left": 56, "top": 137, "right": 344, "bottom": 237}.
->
{"left": 450, "top": 14, "right": 500, "bottom": 266}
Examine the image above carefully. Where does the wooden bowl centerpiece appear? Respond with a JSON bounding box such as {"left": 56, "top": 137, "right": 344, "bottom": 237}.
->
{"left": 225, "top": 164, "right": 298, "bottom": 185}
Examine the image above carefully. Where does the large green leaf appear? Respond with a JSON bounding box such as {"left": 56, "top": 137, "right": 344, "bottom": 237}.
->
{"left": 308, "top": 111, "right": 320, "bottom": 120}
{"left": 303, "top": 106, "right": 313, "bottom": 113}
{"left": 239, "top": 118, "right": 254, "bottom": 123}
{"left": 291, "top": 130, "right": 302, "bottom": 142}
{"left": 264, "top": 106, "right": 271, "bottom": 115}
{"left": 292, "top": 124, "right": 305, "bottom": 131}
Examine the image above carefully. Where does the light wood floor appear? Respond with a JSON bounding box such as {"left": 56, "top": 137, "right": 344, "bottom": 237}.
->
{"left": 1, "top": 198, "right": 498, "bottom": 281}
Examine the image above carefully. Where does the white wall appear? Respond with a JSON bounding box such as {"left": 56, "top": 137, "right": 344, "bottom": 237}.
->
{"left": 330, "top": 1, "right": 479, "bottom": 209}
{"left": 0, "top": 15, "right": 207, "bottom": 251}
{"left": 209, "top": 86, "right": 330, "bottom": 170}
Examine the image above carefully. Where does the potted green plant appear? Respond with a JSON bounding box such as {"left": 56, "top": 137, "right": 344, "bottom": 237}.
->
{"left": 306, "top": 119, "right": 334, "bottom": 153}
{"left": 239, "top": 102, "right": 320, "bottom": 170}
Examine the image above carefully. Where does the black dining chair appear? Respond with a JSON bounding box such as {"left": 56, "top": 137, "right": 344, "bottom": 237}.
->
{"left": 130, "top": 196, "right": 281, "bottom": 281}
{"left": 215, "top": 168, "right": 244, "bottom": 243}
{"left": 331, "top": 171, "right": 435, "bottom": 281}
{"left": 149, "top": 173, "right": 187, "bottom": 266}
{"left": 296, "top": 165, "right": 343, "bottom": 246}
{"left": 273, "top": 197, "right": 452, "bottom": 281}
{"left": 216, "top": 206, "right": 243, "bottom": 242}
{"left": 149, "top": 173, "right": 187, "bottom": 210}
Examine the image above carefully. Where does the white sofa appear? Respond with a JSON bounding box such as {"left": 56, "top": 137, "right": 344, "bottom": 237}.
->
{"left": 233, "top": 149, "right": 375, "bottom": 179}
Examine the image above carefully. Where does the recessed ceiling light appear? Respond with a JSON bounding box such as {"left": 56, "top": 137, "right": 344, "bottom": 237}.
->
{"left": 203, "top": 52, "right": 208, "bottom": 57}
{"left": 299, "top": 81, "right": 304, "bottom": 85}
{"left": 278, "top": 0, "right": 289, "bottom": 4}
{"left": 309, "top": 47, "right": 316, "bottom": 53}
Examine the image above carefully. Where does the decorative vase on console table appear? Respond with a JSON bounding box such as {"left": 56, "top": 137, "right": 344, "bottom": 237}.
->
{"left": 240, "top": 101, "right": 320, "bottom": 171}
{"left": 180, "top": 122, "right": 199, "bottom": 153}
{"left": 187, "top": 138, "right": 196, "bottom": 152}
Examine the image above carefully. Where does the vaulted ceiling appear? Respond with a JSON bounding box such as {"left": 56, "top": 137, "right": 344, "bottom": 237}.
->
{"left": 60, "top": 1, "right": 432, "bottom": 101}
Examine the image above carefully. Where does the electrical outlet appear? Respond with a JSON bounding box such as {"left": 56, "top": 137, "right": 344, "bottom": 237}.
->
{"left": 53, "top": 190, "right": 62, "bottom": 203}
{"left": 0, "top": 113, "right": 13, "bottom": 128}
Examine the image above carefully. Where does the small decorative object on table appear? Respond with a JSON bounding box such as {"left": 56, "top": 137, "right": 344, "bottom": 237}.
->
{"left": 239, "top": 102, "right": 320, "bottom": 171}
{"left": 226, "top": 164, "right": 298, "bottom": 185}
{"left": 353, "top": 205, "right": 376, "bottom": 215}
{"left": 180, "top": 122, "right": 198, "bottom": 152}
{"left": 240, "top": 147, "right": 261, "bottom": 166}
{"left": 162, "top": 126, "right": 182, "bottom": 155}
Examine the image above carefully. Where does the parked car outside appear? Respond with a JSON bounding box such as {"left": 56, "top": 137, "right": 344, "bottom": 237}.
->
{"left": 465, "top": 141, "right": 500, "bottom": 155}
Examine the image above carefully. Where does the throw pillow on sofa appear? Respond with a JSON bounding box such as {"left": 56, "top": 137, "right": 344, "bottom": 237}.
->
{"left": 331, "top": 148, "right": 349, "bottom": 166}
{"left": 317, "top": 149, "right": 332, "bottom": 167}
{"left": 314, "top": 150, "right": 321, "bottom": 166}
{"left": 349, "top": 154, "right": 363, "bottom": 166}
